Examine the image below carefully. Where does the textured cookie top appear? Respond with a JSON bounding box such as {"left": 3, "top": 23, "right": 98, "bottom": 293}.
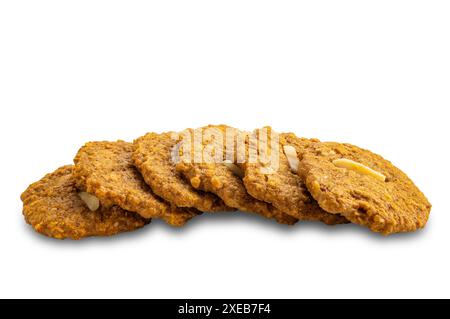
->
{"left": 21, "top": 166, "right": 148, "bottom": 240}
{"left": 73, "top": 141, "right": 198, "bottom": 226}
{"left": 298, "top": 142, "right": 432, "bottom": 234}
{"left": 175, "top": 125, "right": 297, "bottom": 225}
{"left": 240, "top": 128, "right": 348, "bottom": 225}
{"left": 133, "top": 131, "right": 231, "bottom": 212}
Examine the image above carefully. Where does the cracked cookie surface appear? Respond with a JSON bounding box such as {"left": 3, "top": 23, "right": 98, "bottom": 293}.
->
{"left": 298, "top": 142, "right": 432, "bottom": 234}
{"left": 73, "top": 141, "right": 199, "bottom": 226}
{"left": 21, "top": 165, "right": 148, "bottom": 240}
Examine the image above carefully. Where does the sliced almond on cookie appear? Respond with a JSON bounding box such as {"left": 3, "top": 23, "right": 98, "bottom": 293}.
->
{"left": 78, "top": 192, "right": 100, "bottom": 211}
{"left": 283, "top": 145, "right": 299, "bottom": 173}
{"left": 333, "top": 158, "right": 386, "bottom": 182}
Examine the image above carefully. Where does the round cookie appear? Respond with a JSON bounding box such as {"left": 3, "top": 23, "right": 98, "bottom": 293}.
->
{"left": 21, "top": 166, "right": 148, "bottom": 240}
{"left": 133, "top": 131, "right": 232, "bottom": 212}
{"left": 73, "top": 141, "right": 199, "bottom": 227}
{"left": 240, "top": 128, "right": 348, "bottom": 225}
{"left": 298, "top": 142, "right": 432, "bottom": 234}
{"left": 176, "top": 125, "right": 297, "bottom": 225}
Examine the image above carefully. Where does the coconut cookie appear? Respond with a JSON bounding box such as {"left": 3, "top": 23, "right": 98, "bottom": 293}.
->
{"left": 73, "top": 141, "right": 199, "bottom": 227}
{"left": 133, "top": 131, "right": 232, "bottom": 212}
{"left": 175, "top": 125, "right": 297, "bottom": 225}
{"left": 240, "top": 128, "right": 348, "bottom": 225}
{"left": 298, "top": 142, "right": 432, "bottom": 235}
{"left": 21, "top": 166, "right": 148, "bottom": 240}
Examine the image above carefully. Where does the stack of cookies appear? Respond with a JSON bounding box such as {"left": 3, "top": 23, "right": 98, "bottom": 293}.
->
{"left": 21, "top": 125, "right": 431, "bottom": 239}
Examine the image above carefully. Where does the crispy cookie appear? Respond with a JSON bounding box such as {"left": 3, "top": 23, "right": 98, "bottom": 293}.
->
{"left": 21, "top": 166, "right": 148, "bottom": 240}
{"left": 133, "top": 131, "right": 231, "bottom": 212}
{"left": 298, "top": 142, "right": 432, "bottom": 234}
{"left": 240, "top": 128, "right": 348, "bottom": 225}
{"left": 73, "top": 141, "right": 199, "bottom": 227}
{"left": 176, "top": 125, "right": 297, "bottom": 225}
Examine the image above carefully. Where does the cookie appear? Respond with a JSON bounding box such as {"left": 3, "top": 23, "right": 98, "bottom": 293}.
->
{"left": 21, "top": 166, "right": 148, "bottom": 240}
{"left": 73, "top": 141, "right": 199, "bottom": 227}
{"left": 240, "top": 127, "right": 348, "bottom": 225}
{"left": 298, "top": 142, "right": 432, "bottom": 234}
{"left": 133, "top": 131, "right": 232, "bottom": 212}
{"left": 176, "top": 125, "right": 297, "bottom": 225}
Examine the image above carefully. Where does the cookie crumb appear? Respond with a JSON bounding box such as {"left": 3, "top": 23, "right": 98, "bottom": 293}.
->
{"left": 190, "top": 176, "right": 201, "bottom": 189}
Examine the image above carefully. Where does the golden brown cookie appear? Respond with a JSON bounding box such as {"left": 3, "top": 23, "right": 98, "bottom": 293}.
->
{"left": 73, "top": 141, "right": 199, "bottom": 227}
{"left": 298, "top": 142, "right": 432, "bottom": 234}
{"left": 21, "top": 166, "right": 148, "bottom": 240}
{"left": 133, "top": 131, "right": 232, "bottom": 212}
{"left": 240, "top": 128, "right": 348, "bottom": 225}
{"left": 176, "top": 125, "right": 297, "bottom": 225}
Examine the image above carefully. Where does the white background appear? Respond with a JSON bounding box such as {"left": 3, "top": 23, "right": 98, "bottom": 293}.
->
{"left": 1, "top": 1, "right": 449, "bottom": 299}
